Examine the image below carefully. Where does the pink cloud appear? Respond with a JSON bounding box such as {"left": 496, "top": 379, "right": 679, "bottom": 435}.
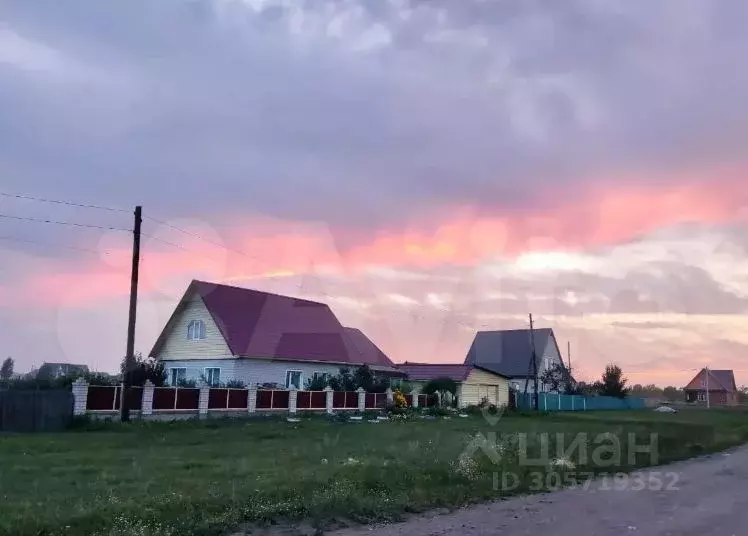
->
{"left": 5, "top": 168, "right": 747, "bottom": 309}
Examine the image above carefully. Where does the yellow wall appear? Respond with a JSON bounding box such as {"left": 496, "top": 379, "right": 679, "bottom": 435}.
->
{"left": 157, "top": 294, "right": 234, "bottom": 361}
{"left": 458, "top": 368, "right": 509, "bottom": 408}
{"left": 406, "top": 369, "right": 509, "bottom": 408}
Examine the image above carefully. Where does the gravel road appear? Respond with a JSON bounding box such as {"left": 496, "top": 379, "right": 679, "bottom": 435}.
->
{"left": 330, "top": 446, "right": 748, "bottom": 536}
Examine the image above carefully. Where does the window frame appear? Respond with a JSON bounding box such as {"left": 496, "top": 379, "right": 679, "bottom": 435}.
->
{"left": 312, "top": 371, "right": 329, "bottom": 382}
{"left": 285, "top": 369, "right": 303, "bottom": 389}
{"left": 187, "top": 319, "right": 206, "bottom": 341}
{"left": 169, "top": 367, "right": 187, "bottom": 386}
{"left": 204, "top": 367, "right": 221, "bottom": 387}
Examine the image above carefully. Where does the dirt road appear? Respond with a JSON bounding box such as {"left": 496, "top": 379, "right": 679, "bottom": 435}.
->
{"left": 331, "top": 446, "right": 748, "bottom": 536}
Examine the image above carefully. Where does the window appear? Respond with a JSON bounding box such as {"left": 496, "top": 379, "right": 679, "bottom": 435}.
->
{"left": 169, "top": 368, "right": 186, "bottom": 386}
{"left": 204, "top": 367, "right": 221, "bottom": 387}
{"left": 697, "top": 392, "right": 706, "bottom": 402}
{"left": 285, "top": 370, "right": 302, "bottom": 389}
{"left": 187, "top": 319, "right": 206, "bottom": 341}
{"left": 312, "top": 372, "right": 329, "bottom": 382}
{"left": 391, "top": 378, "right": 403, "bottom": 389}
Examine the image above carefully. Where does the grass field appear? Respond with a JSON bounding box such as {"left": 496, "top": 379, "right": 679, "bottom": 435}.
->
{"left": 2, "top": 409, "right": 748, "bottom": 536}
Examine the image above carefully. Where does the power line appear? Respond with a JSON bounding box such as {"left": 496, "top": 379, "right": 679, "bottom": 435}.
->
{"left": 0, "top": 235, "right": 111, "bottom": 255}
{"left": 0, "top": 192, "right": 129, "bottom": 213}
{"left": 0, "top": 213, "right": 131, "bottom": 231}
{"left": 143, "top": 215, "right": 258, "bottom": 259}
{"left": 141, "top": 233, "right": 195, "bottom": 253}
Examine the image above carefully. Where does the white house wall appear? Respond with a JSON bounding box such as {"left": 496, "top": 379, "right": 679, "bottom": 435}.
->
{"left": 157, "top": 294, "right": 233, "bottom": 361}
{"left": 233, "top": 359, "right": 345, "bottom": 387}
{"left": 507, "top": 337, "right": 565, "bottom": 394}
{"left": 163, "top": 359, "right": 240, "bottom": 385}
{"left": 163, "top": 357, "right": 353, "bottom": 387}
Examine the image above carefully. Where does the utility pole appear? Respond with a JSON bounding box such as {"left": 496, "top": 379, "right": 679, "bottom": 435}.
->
{"left": 529, "top": 313, "right": 539, "bottom": 411}
{"left": 705, "top": 366, "right": 710, "bottom": 410}
{"left": 120, "top": 205, "right": 142, "bottom": 422}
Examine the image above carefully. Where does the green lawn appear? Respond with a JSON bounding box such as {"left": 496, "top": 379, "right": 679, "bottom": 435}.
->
{"left": 2, "top": 409, "right": 748, "bottom": 535}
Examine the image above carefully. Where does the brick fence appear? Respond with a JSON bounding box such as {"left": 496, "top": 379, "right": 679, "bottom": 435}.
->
{"left": 72, "top": 378, "right": 433, "bottom": 420}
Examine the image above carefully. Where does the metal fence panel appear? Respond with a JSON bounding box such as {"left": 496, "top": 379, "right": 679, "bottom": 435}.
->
{"left": 515, "top": 393, "right": 645, "bottom": 412}
{"left": 0, "top": 390, "right": 73, "bottom": 432}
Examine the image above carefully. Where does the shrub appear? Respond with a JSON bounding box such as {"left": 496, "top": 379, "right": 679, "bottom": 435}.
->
{"left": 224, "top": 379, "right": 246, "bottom": 389}
{"left": 304, "top": 375, "right": 329, "bottom": 391}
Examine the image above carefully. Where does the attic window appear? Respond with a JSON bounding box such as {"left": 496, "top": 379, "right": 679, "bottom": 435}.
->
{"left": 187, "top": 319, "right": 206, "bottom": 341}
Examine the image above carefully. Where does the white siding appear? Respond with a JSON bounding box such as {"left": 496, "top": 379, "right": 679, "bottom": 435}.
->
{"left": 538, "top": 335, "right": 564, "bottom": 392}
{"left": 234, "top": 359, "right": 343, "bottom": 388}
{"left": 459, "top": 368, "right": 509, "bottom": 408}
{"left": 163, "top": 359, "right": 240, "bottom": 385}
{"left": 157, "top": 294, "right": 233, "bottom": 361}
{"left": 161, "top": 358, "right": 348, "bottom": 388}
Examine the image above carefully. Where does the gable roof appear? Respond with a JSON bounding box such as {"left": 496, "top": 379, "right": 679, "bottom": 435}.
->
{"left": 464, "top": 328, "right": 561, "bottom": 378}
{"left": 150, "top": 280, "right": 396, "bottom": 369}
{"left": 684, "top": 368, "right": 736, "bottom": 392}
{"left": 342, "top": 328, "right": 398, "bottom": 370}
{"left": 397, "top": 363, "right": 474, "bottom": 382}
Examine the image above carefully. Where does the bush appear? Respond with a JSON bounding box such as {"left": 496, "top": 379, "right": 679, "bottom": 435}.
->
{"left": 304, "top": 375, "right": 328, "bottom": 391}
{"left": 223, "top": 379, "right": 246, "bottom": 389}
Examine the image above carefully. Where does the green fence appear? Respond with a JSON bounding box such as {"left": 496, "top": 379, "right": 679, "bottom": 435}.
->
{"left": 515, "top": 392, "right": 645, "bottom": 411}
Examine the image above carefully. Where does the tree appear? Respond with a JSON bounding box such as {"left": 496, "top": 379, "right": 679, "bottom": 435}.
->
{"left": 326, "top": 365, "right": 391, "bottom": 392}
{"left": 120, "top": 353, "right": 166, "bottom": 387}
{"left": 540, "top": 363, "right": 574, "bottom": 393}
{"left": 353, "top": 365, "right": 374, "bottom": 391}
{"left": 0, "top": 357, "right": 14, "bottom": 381}
{"left": 598, "top": 364, "right": 629, "bottom": 399}
{"left": 421, "top": 377, "right": 458, "bottom": 407}
{"left": 663, "top": 386, "right": 682, "bottom": 402}
{"left": 304, "top": 374, "right": 328, "bottom": 391}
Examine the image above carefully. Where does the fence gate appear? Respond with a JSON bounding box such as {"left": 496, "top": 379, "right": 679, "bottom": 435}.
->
{"left": 0, "top": 390, "right": 74, "bottom": 432}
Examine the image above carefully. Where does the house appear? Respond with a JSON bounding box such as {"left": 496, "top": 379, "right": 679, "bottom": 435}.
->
{"left": 397, "top": 362, "right": 510, "bottom": 408}
{"left": 684, "top": 368, "right": 739, "bottom": 406}
{"left": 150, "top": 280, "right": 402, "bottom": 387}
{"left": 464, "top": 328, "right": 568, "bottom": 394}
{"left": 36, "top": 362, "right": 90, "bottom": 380}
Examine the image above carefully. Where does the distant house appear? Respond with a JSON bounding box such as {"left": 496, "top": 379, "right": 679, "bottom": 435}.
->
{"left": 397, "top": 363, "right": 510, "bottom": 407}
{"left": 464, "top": 328, "right": 568, "bottom": 394}
{"left": 36, "top": 362, "right": 90, "bottom": 380}
{"left": 150, "top": 280, "right": 402, "bottom": 387}
{"left": 684, "top": 369, "right": 738, "bottom": 406}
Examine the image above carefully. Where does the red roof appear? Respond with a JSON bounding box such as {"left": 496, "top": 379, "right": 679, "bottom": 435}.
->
{"left": 151, "top": 280, "right": 395, "bottom": 369}
{"left": 684, "top": 368, "right": 737, "bottom": 392}
{"left": 397, "top": 363, "right": 474, "bottom": 382}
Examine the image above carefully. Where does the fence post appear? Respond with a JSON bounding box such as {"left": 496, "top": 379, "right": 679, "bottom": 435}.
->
{"left": 571, "top": 395, "right": 575, "bottom": 411}
{"left": 248, "top": 384, "right": 257, "bottom": 414}
{"left": 558, "top": 394, "right": 561, "bottom": 411}
{"left": 289, "top": 387, "right": 298, "bottom": 415}
{"left": 324, "top": 386, "right": 333, "bottom": 414}
{"left": 72, "top": 377, "right": 89, "bottom": 416}
{"left": 357, "top": 387, "right": 366, "bottom": 412}
{"left": 141, "top": 380, "right": 154, "bottom": 417}
{"left": 583, "top": 397, "right": 587, "bottom": 411}
{"left": 411, "top": 388, "right": 419, "bottom": 408}
{"left": 543, "top": 393, "right": 547, "bottom": 411}
{"left": 198, "top": 382, "right": 210, "bottom": 419}
{"left": 385, "top": 387, "right": 394, "bottom": 406}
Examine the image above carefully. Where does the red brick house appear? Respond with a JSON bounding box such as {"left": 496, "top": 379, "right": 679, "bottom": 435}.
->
{"left": 684, "top": 368, "right": 738, "bottom": 406}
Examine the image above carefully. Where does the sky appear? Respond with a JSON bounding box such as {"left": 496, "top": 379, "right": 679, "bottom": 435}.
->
{"left": 1, "top": 0, "right": 747, "bottom": 387}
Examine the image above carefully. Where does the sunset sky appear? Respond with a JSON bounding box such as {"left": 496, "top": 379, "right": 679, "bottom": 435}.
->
{"left": 1, "top": 0, "right": 747, "bottom": 387}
